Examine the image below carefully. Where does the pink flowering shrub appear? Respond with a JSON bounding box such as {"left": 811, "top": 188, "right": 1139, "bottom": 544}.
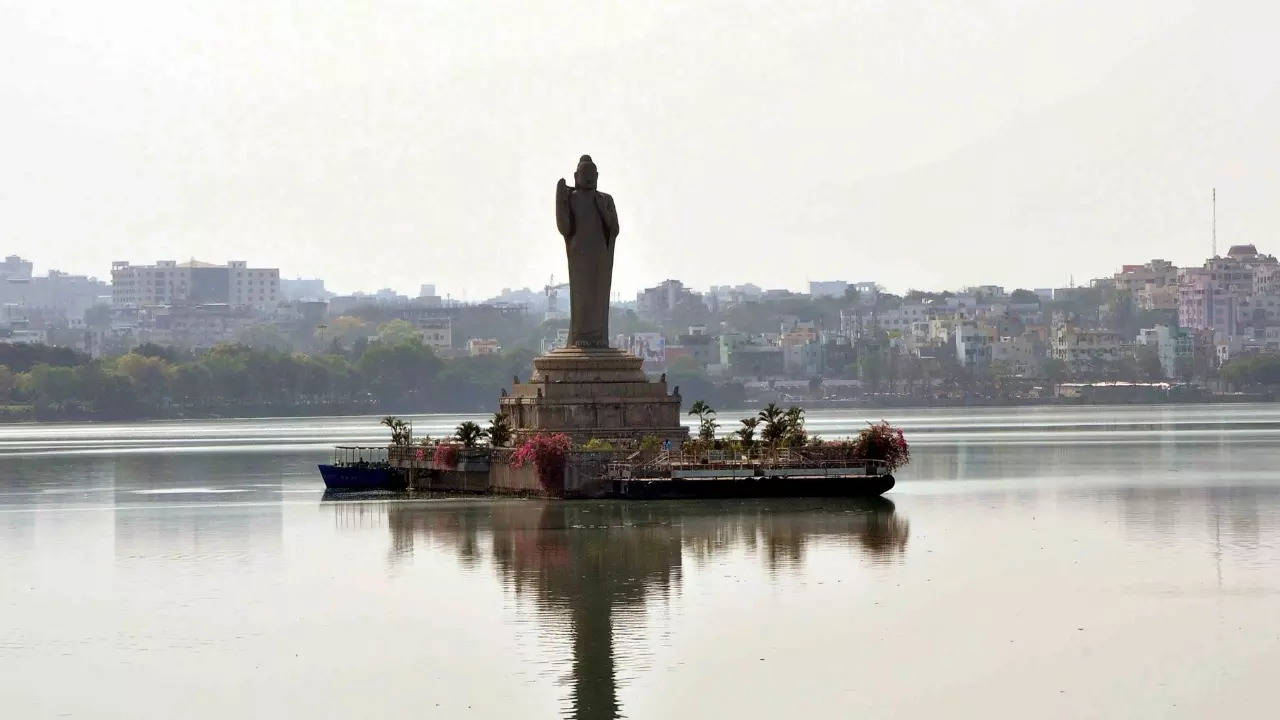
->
{"left": 851, "top": 421, "right": 911, "bottom": 471}
{"left": 433, "top": 443, "right": 459, "bottom": 469}
{"left": 510, "top": 432, "right": 571, "bottom": 490}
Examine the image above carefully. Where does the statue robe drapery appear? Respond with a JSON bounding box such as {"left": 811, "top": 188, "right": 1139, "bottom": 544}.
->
{"left": 556, "top": 187, "right": 619, "bottom": 348}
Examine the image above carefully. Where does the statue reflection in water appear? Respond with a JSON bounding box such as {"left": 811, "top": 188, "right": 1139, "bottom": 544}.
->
{"left": 379, "top": 498, "right": 908, "bottom": 719}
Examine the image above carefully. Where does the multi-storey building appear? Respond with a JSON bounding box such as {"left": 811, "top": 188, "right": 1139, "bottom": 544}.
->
{"left": 1237, "top": 292, "right": 1280, "bottom": 327}
{"left": 0, "top": 255, "right": 33, "bottom": 281}
{"left": 964, "top": 285, "right": 1007, "bottom": 300}
{"left": 718, "top": 332, "right": 747, "bottom": 365}
{"left": 708, "top": 283, "right": 764, "bottom": 306}
{"left": 280, "top": 278, "right": 329, "bottom": 302}
{"left": 1115, "top": 259, "right": 1182, "bottom": 310}
{"left": 1052, "top": 327, "right": 1127, "bottom": 374}
{"left": 839, "top": 308, "right": 865, "bottom": 339}
{"left": 1179, "top": 267, "right": 1232, "bottom": 333}
{"left": 992, "top": 332, "right": 1043, "bottom": 377}
{"left": 111, "top": 260, "right": 280, "bottom": 312}
{"left": 1137, "top": 284, "right": 1180, "bottom": 311}
{"left": 954, "top": 320, "right": 995, "bottom": 369}
{"left": 783, "top": 340, "right": 823, "bottom": 377}
{"left": 0, "top": 267, "right": 109, "bottom": 322}
{"left": 865, "top": 303, "right": 931, "bottom": 333}
{"left": 415, "top": 318, "right": 452, "bottom": 351}
{"left": 1179, "top": 245, "right": 1279, "bottom": 338}
{"left": 143, "top": 304, "right": 257, "bottom": 350}
{"left": 1136, "top": 325, "right": 1193, "bottom": 379}
{"left": 780, "top": 320, "right": 818, "bottom": 346}
{"left": 635, "top": 279, "right": 702, "bottom": 322}
{"left": 668, "top": 329, "right": 716, "bottom": 368}
{"left": 1260, "top": 326, "right": 1280, "bottom": 352}
{"left": 1114, "top": 259, "right": 1179, "bottom": 293}
{"left": 807, "top": 280, "right": 848, "bottom": 299}
{"left": 729, "top": 344, "right": 785, "bottom": 378}
{"left": 466, "top": 338, "right": 501, "bottom": 356}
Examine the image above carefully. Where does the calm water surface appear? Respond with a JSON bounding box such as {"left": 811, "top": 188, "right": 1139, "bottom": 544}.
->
{"left": 2, "top": 405, "right": 1278, "bottom": 718}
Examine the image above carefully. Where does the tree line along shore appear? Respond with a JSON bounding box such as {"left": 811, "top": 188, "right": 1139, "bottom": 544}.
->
{"left": 1, "top": 328, "right": 1277, "bottom": 423}
{"left": 0, "top": 333, "right": 746, "bottom": 422}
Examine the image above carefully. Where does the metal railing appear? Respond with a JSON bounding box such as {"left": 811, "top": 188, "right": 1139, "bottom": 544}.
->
{"left": 387, "top": 444, "right": 493, "bottom": 469}
{"left": 606, "top": 448, "right": 893, "bottom": 479}
{"left": 333, "top": 445, "right": 390, "bottom": 466}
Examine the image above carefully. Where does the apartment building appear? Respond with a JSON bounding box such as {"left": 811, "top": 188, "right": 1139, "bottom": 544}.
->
{"left": 111, "top": 260, "right": 280, "bottom": 312}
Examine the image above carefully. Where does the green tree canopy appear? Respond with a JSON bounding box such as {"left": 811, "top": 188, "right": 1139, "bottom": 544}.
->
{"left": 358, "top": 340, "right": 442, "bottom": 404}
{"left": 1221, "top": 354, "right": 1280, "bottom": 387}
{"left": 375, "top": 319, "right": 421, "bottom": 347}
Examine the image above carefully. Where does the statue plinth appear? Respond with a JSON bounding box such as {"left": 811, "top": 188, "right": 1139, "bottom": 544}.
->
{"left": 500, "top": 347, "right": 688, "bottom": 445}
{"left": 530, "top": 346, "right": 645, "bottom": 382}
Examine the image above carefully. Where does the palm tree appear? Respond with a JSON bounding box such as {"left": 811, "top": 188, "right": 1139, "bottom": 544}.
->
{"left": 688, "top": 400, "right": 714, "bottom": 424}
{"left": 735, "top": 417, "right": 759, "bottom": 450}
{"left": 486, "top": 412, "right": 513, "bottom": 447}
{"left": 758, "top": 403, "right": 786, "bottom": 446}
{"left": 381, "top": 415, "right": 412, "bottom": 446}
{"left": 454, "top": 421, "right": 484, "bottom": 449}
{"left": 689, "top": 399, "right": 718, "bottom": 442}
{"left": 698, "top": 416, "right": 720, "bottom": 442}
{"left": 785, "top": 405, "right": 805, "bottom": 425}
{"left": 783, "top": 406, "right": 807, "bottom": 446}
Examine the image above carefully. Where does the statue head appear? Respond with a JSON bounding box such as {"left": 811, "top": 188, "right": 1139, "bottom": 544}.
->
{"left": 574, "top": 154, "right": 598, "bottom": 190}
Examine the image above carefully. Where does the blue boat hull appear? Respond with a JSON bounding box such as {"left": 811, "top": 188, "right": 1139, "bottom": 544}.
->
{"left": 318, "top": 464, "right": 405, "bottom": 490}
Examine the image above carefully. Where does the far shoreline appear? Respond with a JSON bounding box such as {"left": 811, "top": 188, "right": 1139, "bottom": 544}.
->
{"left": 0, "top": 396, "right": 1274, "bottom": 426}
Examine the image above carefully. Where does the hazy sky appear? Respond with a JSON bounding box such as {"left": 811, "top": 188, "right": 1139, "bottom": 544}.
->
{"left": 3, "top": 1, "right": 1278, "bottom": 299}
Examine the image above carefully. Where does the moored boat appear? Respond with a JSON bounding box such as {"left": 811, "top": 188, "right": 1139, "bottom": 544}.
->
{"left": 319, "top": 446, "right": 407, "bottom": 490}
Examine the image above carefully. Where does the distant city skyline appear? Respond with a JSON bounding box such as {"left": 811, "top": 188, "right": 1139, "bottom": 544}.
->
{"left": 3, "top": 241, "right": 1265, "bottom": 303}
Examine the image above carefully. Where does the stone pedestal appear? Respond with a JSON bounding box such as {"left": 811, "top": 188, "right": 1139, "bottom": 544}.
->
{"left": 499, "top": 346, "right": 688, "bottom": 445}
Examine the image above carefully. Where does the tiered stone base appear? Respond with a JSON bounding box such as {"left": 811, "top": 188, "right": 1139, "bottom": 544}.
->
{"left": 499, "top": 346, "right": 688, "bottom": 445}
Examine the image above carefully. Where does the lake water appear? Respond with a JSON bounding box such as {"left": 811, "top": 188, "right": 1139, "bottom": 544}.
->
{"left": 2, "top": 405, "right": 1278, "bottom": 718}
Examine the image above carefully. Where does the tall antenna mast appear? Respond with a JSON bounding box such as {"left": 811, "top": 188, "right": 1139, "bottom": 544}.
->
{"left": 1212, "top": 187, "right": 1217, "bottom": 257}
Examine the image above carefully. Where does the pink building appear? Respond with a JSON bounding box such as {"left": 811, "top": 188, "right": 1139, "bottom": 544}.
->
{"left": 1179, "top": 245, "right": 1278, "bottom": 338}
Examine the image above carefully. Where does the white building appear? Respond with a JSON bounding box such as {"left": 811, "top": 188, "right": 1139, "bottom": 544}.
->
{"left": 965, "top": 285, "right": 1007, "bottom": 299}
{"left": 808, "top": 280, "right": 849, "bottom": 299}
{"left": 111, "top": 259, "right": 280, "bottom": 312}
{"left": 848, "top": 282, "right": 879, "bottom": 301}
{"left": 280, "top": 278, "right": 329, "bottom": 302}
{"left": 942, "top": 294, "right": 982, "bottom": 310}
{"left": 872, "top": 304, "right": 931, "bottom": 333}
{"left": 1136, "top": 325, "right": 1191, "bottom": 379}
{"left": 416, "top": 318, "right": 452, "bottom": 351}
{"left": 0, "top": 256, "right": 33, "bottom": 281}
{"left": 954, "top": 321, "right": 994, "bottom": 368}
{"left": 466, "top": 338, "right": 501, "bottom": 356}
{"left": 708, "top": 283, "right": 764, "bottom": 305}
